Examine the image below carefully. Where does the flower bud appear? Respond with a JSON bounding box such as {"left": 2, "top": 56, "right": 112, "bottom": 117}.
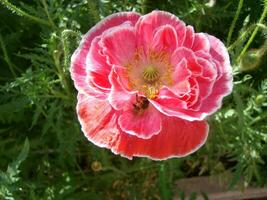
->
{"left": 240, "top": 49, "right": 261, "bottom": 72}
{"left": 91, "top": 161, "right": 102, "bottom": 172}
{"left": 255, "top": 94, "right": 266, "bottom": 106}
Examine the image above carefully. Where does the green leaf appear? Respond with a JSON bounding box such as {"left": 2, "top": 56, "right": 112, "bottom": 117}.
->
{"left": 7, "top": 138, "right": 30, "bottom": 183}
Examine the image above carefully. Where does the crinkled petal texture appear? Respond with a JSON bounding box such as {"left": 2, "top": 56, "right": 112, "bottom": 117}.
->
{"left": 77, "top": 93, "right": 208, "bottom": 160}
{"left": 71, "top": 11, "right": 233, "bottom": 160}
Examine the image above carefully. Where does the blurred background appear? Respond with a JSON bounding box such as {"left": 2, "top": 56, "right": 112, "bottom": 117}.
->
{"left": 0, "top": 0, "right": 266, "bottom": 199}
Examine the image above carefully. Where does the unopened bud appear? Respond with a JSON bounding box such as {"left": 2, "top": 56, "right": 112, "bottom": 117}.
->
{"left": 255, "top": 94, "right": 266, "bottom": 105}
{"left": 91, "top": 161, "right": 102, "bottom": 172}
{"left": 240, "top": 49, "right": 261, "bottom": 72}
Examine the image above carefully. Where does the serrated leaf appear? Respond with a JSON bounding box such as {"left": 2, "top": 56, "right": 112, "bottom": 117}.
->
{"left": 7, "top": 138, "right": 30, "bottom": 183}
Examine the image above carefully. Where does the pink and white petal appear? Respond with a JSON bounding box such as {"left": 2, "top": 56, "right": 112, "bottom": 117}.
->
{"left": 86, "top": 36, "right": 110, "bottom": 74}
{"left": 197, "top": 71, "right": 233, "bottom": 114}
{"left": 71, "top": 49, "right": 105, "bottom": 97}
{"left": 88, "top": 71, "right": 111, "bottom": 91}
{"left": 195, "top": 76, "right": 214, "bottom": 100}
{"left": 193, "top": 35, "right": 233, "bottom": 114}
{"left": 118, "top": 104, "right": 162, "bottom": 139}
{"left": 173, "top": 80, "right": 191, "bottom": 96}
{"left": 150, "top": 88, "right": 203, "bottom": 121}
{"left": 85, "top": 38, "right": 113, "bottom": 92}
{"left": 108, "top": 68, "right": 135, "bottom": 110}
{"left": 87, "top": 78, "right": 110, "bottom": 96}
{"left": 77, "top": 93, "right": 119, "bottom": 149}
{"left": 70, "top": 12, "right": 140, "bottom": 95}
{"left": 206, "top": 35, "right": 231, "bottom": 73}
{"left": 101, "top": 27, "right": 137, "bottom": 66}
{"left": 136, "top": 10, "right": 186, "bottom": 49}
{"left": 183, "top": 26, "right": 195, "bottom": 49}
{"left": 151, "top": 100, "right": 208, "bottom": 121}
{"left": 195, "top": 51, "right": 224, "bottom": 80}
{"left": 113, "top": 116, "right": 209, "bottom": 160}
{"left": 173, "top": 58, "right": 192, "bottom": 83}
{"left": 150, "top": 82, "right": 210, "bottom": 121}
{"left": 192, "top": 33, "right": 210, "bottom": 52}
{"left": 196, "top": 57, "right": 217, "bottom": 80}
{"left": 152, "top": 25, "right": 178, "bottom": 53}
{"left": 154, "top": 86, "right": 187, "bottom": 107}
{"left": 171, "top": 47, "right": 202, "bottom": 75}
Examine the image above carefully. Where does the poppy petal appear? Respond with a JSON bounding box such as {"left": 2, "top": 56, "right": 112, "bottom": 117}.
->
{"left": 113, "top": 116, "right": 208, "bottom": 160}
{"left": 70, "top": 12, "right": 140, "bottom": 96}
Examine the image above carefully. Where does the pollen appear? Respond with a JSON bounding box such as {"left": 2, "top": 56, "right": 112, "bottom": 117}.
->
{"left": 142, "top": 66, "right": 159, "bottom": 83}
{"left": 125, "top": 47, "right": 174, "bottom": 100}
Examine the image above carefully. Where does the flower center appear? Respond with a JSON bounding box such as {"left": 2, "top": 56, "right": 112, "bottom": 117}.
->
{"left": 142, "top": 65, "right": 159, "bottom": 83}
{"left": 125, "top": 47, "right": 173, "bottom": 99}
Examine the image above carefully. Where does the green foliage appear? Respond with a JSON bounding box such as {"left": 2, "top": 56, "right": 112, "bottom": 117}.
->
{"left": 0, "top": 139, "right": 29, "bottom": 200}
{"left": 0, "top": 0, "right": 266, "bottom": 199}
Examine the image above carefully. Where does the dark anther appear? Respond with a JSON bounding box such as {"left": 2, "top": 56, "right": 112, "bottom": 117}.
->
{"left": 133, "top": 95, "right": 149, "bottom": 112}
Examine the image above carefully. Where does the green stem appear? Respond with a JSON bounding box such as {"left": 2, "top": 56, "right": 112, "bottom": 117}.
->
{"left": 61, "top": 30, "right": 80, "bottom": 69}
{"left": 53, "top": 51, "right": 72, "bottom": 100}
{"left": 237, "top": 3, "right": 267, "bottom": 61}
{"left": 0, "top": 33, "right": 17, "bottom": 78}
{"left": 227, "top": 23, "right": 267, "bottom": 51}
{"left": 227, "top": 0, "right": 244, "bottom": 46}
{"left": 249, "top": 111, "right": 267, "bottom": 126}
{"left": 0, "top": 0, "right": 51, "bottom": 27}
{"left": 40, "top": 0, "right": 57, "bottom": 30}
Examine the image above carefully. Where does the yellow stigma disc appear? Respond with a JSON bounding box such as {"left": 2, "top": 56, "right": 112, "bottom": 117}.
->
{"left": 142, "top": 66, "right": 159, "bottom": 83}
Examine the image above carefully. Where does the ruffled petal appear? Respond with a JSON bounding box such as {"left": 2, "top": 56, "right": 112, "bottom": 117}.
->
{"left": 70, "top": 12, "right": 140, "bottom": 96}
{"left": 108, "top": 68, "right": 135, "bottom": 110}
{"left": 192, "top": 33, "right": 210, "bottom": 52}
{"left": 171, "top": 47, "right": 202, "bottom": 75}
{"left": 152, "top": 25, "right": 178, "bottom": 53}
{"left": 77, "top": 93, "right": 119, "bottom": 148}
{"left": 207, "top": 35, "right": 232, "bottom": 74}
{"left": 150, "top": 82, "right": 208, "bottom": 121}
{"left": 118, "top": 104, "right": 162, "bottom": 139}
{"left": 113, "top": 116, "right": 209, "bottom": 160}
{"left": 196, "top": 71, "right": 233, "bottom": 114}
{"left": 183, "top": 26, "right": 195, "bottom": 49}
{"left": 101, "top": 27, "right": 137, "bottom": 65}
{"left": 136, "top": 10, "right": 186, "bottom": 50}
{"left": 173, "top": 58, "right": 191, "bottom": 83}
{"left": 86, "top": 36, "right": 111, "bottom": 91}
{"left": 195, "top": 76, "right": 214, "bottom": 101}
{"left": 77, "top": 93, "right": 208, "bottom": 160}
{"left": 194, "top": 35, "right": 233, "bottom": 114}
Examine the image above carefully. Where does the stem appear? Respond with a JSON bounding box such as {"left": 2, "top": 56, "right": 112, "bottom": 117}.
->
{"left": 0, "top": 0, "right": 51, "bottom": 27}
{"left": 237, "top": 3, "right": 267, "bottom": 61}
{"left": 227, "top": 23, "right": 266, "bottom": 51}
{"left": 227, "top": 0, "right": 244, "bottom": 46}
{"left": 0, "top": 33, "right": 17, "bottom": 78}
{"left": 40, "top": 0, "right": 57, "bottom": 30}
{"left": 61, "top": 30, "right": 80, "bottom": 68}
{"left": 249, "top": 111, "right": 267, "bottom": 126}
{"left": 53, "top": 50, "right": 72, "bottom": 100}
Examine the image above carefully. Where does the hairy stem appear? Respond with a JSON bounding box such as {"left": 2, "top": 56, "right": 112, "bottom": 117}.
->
{"left": 227, "top": 23, "right": 267, "bottom": 51}
{"left": 227, "top": 0, "right": 244, "bottom": 46}
{"left": 237, "top": 2, "right": 267, "bottom": 61}
{"left": 61, "top": 30, "right": 80, "bottom": 69}
{"left": 40, "top": 0, "right": 57, "bottom": 30}
{"left": 0, "top": 0, "right": 51, "bottom": 27}
{"left": 0, "top": 33, "right": 17, "bottom": 78}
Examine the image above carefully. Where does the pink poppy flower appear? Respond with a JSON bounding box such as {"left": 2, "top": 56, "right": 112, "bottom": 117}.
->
{"left": 70, "top": 11, "right": 233, "bottom": 160}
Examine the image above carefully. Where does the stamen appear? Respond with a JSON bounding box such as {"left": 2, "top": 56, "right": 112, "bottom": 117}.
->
{"left": 125, "top": 47, "right": 174, "bottom": 100}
